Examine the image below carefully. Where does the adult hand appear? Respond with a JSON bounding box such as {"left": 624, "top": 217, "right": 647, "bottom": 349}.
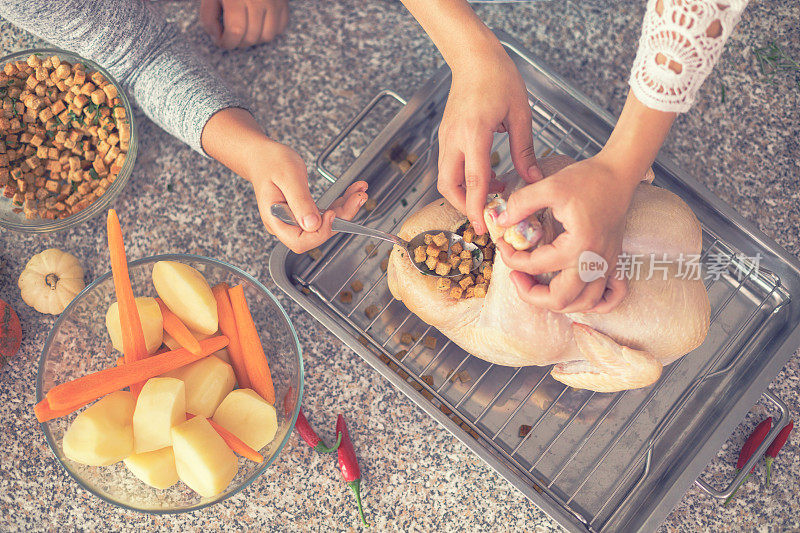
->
{"left": 438, "top": 44, "right": 541, "bottom": 235}
{"left": 200, "top": 0, "right": 289, "bottom": 49}
{"left": 495, "top": 154, "right": 636, "bottom": 314}
{"left": 495, "top": 90, "right": 678, "bottom": 313}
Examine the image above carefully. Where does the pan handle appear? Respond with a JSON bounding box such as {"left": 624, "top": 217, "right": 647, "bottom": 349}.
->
{"left": 694, "top": 390, "right": 790, "bottom": 499}
{"left": 315, "top": 90, "right": 407, "bottom": 183}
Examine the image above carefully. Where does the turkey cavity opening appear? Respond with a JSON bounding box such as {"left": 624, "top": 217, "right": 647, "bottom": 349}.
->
{"left": 431, "top": 221, "right": 495, "bottom": 300}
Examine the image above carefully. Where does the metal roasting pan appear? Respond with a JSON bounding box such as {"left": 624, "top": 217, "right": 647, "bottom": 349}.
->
{"left": 269, "top": 31, "right": 800, "bottom": 532}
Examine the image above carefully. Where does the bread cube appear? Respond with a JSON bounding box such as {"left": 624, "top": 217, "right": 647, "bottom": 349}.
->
{"left": 435, "top": 262, "right": 451, "bottom": 276}
{"left": 413, "top": 246, "right": 427, "bottom": 263}
{"left": 99, "top": 84, "right": 116, "bottom": 103}
{"left": 432, "top": 232, "right": 449, "bottom": 248}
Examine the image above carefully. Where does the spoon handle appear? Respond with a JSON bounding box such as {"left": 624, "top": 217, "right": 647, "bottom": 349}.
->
{"left": 269, "top": 203, "right": 406, "bottom": 247}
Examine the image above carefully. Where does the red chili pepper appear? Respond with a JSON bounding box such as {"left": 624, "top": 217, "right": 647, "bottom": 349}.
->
{"left": 765, "top": 420, "right": 793, "bottom": 487}
{"left": 283, "top": 387, "right": 341, "bottom": 454}
{"left": 724, "top": 417, "right": 772, "bottom": 506}
{"left": 336, "top": 414, "right": 368, "bottom": 526}
{"left": 295, "top": 408, "right": 342, "bottom": 453}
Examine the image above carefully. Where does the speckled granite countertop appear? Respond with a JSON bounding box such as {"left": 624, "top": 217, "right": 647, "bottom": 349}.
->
{"left": 1, "top": 1, "right": 799, "bottom": 531}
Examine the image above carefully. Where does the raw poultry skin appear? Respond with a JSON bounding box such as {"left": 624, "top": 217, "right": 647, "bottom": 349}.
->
{"left": 387, "top": 155, "right": 710, "bottom": 393}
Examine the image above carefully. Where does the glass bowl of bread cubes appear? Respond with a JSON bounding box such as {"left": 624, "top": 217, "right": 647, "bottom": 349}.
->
{"left": 0, "top": 48, "right": 137, "bottom": 233}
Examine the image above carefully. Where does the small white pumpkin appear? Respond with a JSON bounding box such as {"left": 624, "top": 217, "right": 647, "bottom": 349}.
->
{"left": 18, "top": 248, "right": 85, "bottom": 315}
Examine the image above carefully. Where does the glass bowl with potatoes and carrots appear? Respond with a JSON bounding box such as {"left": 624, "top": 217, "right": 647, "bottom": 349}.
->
{"left": 34, "top": 210, "right": 303, "bottom": 513}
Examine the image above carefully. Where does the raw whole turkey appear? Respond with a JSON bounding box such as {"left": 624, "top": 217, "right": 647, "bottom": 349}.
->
{"left": 387, "top": 155, "right": 710, "bottom": 393}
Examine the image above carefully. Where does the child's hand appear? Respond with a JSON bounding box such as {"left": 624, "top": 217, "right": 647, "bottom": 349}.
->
{"left": 247, "top": 141, "right": 368, "bottom": 253}
{"left": 438, "top": 44, "right": 541, "bottom": 235}
{"left": 202, "top": 108, "right": 367, "bottom": 254}
{"left": 200, "top": 0, "right": 288, "bottom": 49}
{"left": 495, "top": 155, "right": 636, "bottom": 314}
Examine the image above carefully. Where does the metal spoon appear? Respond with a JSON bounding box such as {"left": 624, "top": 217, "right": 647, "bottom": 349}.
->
{"left": 270, "top": 203, "right": 483, "bottom": 278}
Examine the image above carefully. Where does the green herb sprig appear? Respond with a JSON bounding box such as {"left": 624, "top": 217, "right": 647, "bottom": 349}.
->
{"left": 66, "top": 110, "right": 84, "bottom": 125}
{"left": 753, "top": 41, "right": 800, "bottom": 90}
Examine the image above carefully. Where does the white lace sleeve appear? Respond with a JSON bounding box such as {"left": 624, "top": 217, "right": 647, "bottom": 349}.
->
{"left": 628, "top": 0, "right": 748, "bottom": 113}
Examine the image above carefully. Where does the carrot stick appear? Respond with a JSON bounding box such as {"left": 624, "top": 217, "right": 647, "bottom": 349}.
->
{"left": 34, "top": 396, "right": 91, "bottom": 423}
{"left": 155, "top": 298, "right": 202, "bottom": 355}
{"left": 186, "top": 414, "right": 263, "bottom": 463}
{"left": 228, "top": 284, "right": 274, "bottom": 404}
{"left": 208, "top": 418, "right": 263, "bottom": 463}
{"left": 107, "top": 210, "right": 148, "bottom": 395}
{"left": 212, "top": 283, "right": 250, "bottom": 389}
{"left": 45, "top": 336, "right": 229, "bottom": 410}
{"left": 120, "top": 346, "right": 168, "bottom": 366}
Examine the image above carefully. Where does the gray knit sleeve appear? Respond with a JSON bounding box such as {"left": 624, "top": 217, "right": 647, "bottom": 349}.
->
{"left": 0, "top": 0, "right": 246, "bottom": 155}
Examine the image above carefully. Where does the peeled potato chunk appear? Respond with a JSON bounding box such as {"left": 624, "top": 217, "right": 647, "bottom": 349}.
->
{"left": 162, "top": 356, "right": 235, "bottom": 418}
{"left": 152, "top": 261, "right": 218, "bottom": 334}
{"left": 106, "top": 297, "right": 163, "bottom": 355}
{"left": 124, "top": 447, "right": 179, "bottom": 490}
{"left": 171, "top": 417, "right": 237, "bottom": 498}
{"left": 62, "top": 391, "right": 135, "bottom": 466}
{"left": 212, "top": 388, "right": 278, "bottom": 451}
{"left": 133, "top": 377, "right": 186, "bottom": 453}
